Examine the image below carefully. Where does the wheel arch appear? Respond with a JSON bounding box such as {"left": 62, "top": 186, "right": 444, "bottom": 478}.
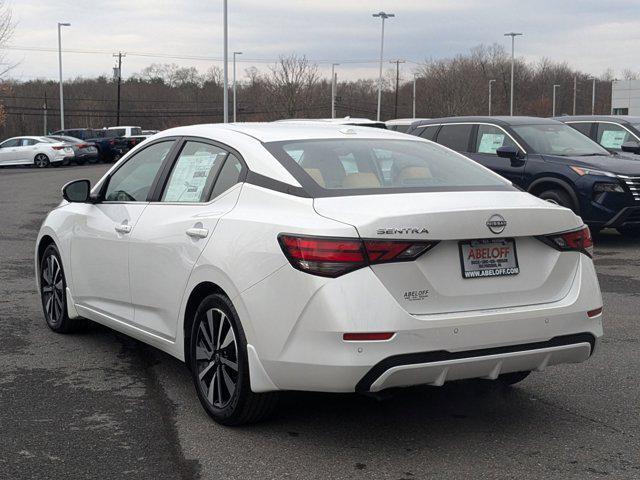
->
{"left": 527, "top": 176, "right": 580, "bottom": 214}
{"left": 183, "top": 281, "right": 228, "bottom": 364}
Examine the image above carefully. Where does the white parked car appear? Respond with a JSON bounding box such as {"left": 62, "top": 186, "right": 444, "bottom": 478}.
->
{"left": 0, "top": 136, "right": 74, "bottom": 167}
{"left": 36, "top": 123, "right": 603, "bottom": 425}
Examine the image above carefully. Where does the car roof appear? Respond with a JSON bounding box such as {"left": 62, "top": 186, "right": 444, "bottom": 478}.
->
{"left": 386, "top": 118, "right": 429, "bottom": 125}
{"left": 411, "top": 116, "right": 561, "bottom": 128}
{"left": 276, "top": 117, "right": 381, "bottom": 126}
{"left": 156, "top": 122, "right": 412, "bottom": 143}
{"left": 554, "top": 115, "right": 640, "bottom": 124}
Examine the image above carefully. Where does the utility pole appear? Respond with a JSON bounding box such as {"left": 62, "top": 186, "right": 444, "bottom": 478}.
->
{"left": 390, "top": 59, "right": 405, "bottom": 119}
{"left": 504, "top": 32, "right": 522, "bottom": 116}
{"left": 57, "top": 22, "right": 71, "bottom": 130}
{"left": 488, "top": 79, "right": 496, "bottom": 116}
{"left": 43, "top": 92, "right": 48, "bottom": 135}
{"left": 573, "top": 76, "right": 577, "bottom": 115}
{"left": 233, "top": 51, "right": 242, "bottom": 122}
{"left": 373, "top": 11, "right": 394, "bottom": 121}
{"left": 591, "top": 77, "right": 596, "bottom": 115}
{"left": 331, "top": 63, "right": 339, "bottom": 119}
{"left": 552, "top": 84, "right": 560, "bottom": 117}
{"left": 412, "top": 75, "right": 417, "bottom": 118}
{"left": 222, "top": 0, "right": 229, "bottom": 123}
{"left": 113, "top": 52, "right": 125, "bottom": 126}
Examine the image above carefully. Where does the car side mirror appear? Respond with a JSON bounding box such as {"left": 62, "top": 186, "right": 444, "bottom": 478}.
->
{"left": 62, "top": 179, "right": 91, "bottom": 203}
{"left": 496, "top": 145, "right": 522, "bottom": 160}
{"left": 621, "top": 141, "right": 640, "bottom": 154}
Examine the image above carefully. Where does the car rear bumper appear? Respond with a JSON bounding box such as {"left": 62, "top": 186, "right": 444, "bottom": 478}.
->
{"left": 239, "top": 254, "right": 603, "bottom": 393}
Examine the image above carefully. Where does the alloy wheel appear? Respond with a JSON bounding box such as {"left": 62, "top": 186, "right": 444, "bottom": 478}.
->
{"left": 195, "top": 308, "right": 239, "bottom": 409}
{"left": 34, "top": 154, "right": 49, "bottom": 168}
{"left": 41, "top": 253, "right": 64, "bottom": 325}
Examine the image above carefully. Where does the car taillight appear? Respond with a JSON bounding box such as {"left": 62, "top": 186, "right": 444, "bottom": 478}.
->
{"left": 52, "top": 146, "right": 64, "bottom": 150}
{"left": 538, "top": 225, "right": 594, "bottom": 258}
{"left": 109, "top": 139, "right": 115, "bottom": 145}
{"left": 77, "top": 143, "right": 88, "bottom": 148}
{"left": 278, "top": 234, "right": 437, "bottom": 278}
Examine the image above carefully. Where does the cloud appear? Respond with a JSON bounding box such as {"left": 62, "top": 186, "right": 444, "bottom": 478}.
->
{"left": 6, "top": 0, "right": 640, "bottom": 82}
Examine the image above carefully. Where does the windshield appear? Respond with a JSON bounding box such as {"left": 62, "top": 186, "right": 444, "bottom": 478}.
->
{"left": 264, "top": 138, "right": 512, "bottom": 195}
{"left": 512, "top": 123, "right": 610, "bottom": 156}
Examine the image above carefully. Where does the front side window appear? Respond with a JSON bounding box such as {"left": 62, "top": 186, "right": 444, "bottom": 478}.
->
{"left": 1, "top": 139, "right": 19, "bottom": 147}
{"left": 435, "top": 124, "right": 473, "bottom": 151}
{"left": 475, "top": 125, "right": 518, "bottom": 154}
{"left": 161, "top": 142, "right": 228, "bottom": 203}
{"left": 567, "top": 122, "right": 592, "bottom": 137}
{"left": 417, "top": 125, "right": 439, "bottom": 141}
{"left": 104, "top": 141, "right": 173, "bottom": 202}
{"left": 131, "top": 127, "right": 142, "bottom": 136}
{"left": 596, "top": 123, "right": 635, "bottom": 150}
{"left": 511, "top": 123, "right": 610, "bottom": 156}
{"left": 265, "top": 138, "right": 511, "bottom": 194}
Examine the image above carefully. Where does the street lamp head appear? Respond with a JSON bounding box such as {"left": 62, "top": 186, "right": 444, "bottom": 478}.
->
{"left": 234, "top": 51, "right": 243, "bottom": 55}
{"left": 504, "top": 32, "right": 523, "bottom": 37}
{"left": 489, "top": 79, "right": 496, "bottom": 84}
{"left": 373, "top": 12, "right": 394, "bottom": 19}
{"left": 58, "top": 22, "right": 71, "bottom": 27}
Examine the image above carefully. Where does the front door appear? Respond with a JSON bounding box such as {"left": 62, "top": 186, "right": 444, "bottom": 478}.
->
{"left": 128, "top": 140, "right": 245, "bottom": 339}
{"left": 0, "top": 138, "right": 21, "bottom": 165}
{"left": 71, "top": 140, "right": 176, "bottom": 322}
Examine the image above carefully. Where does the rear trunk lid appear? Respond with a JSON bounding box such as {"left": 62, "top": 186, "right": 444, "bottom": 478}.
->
{"left": 314, "top": 191, "right": 583, "bottom": 315}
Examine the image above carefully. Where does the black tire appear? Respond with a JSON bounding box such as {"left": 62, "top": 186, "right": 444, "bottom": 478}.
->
{"left": 617, "top": 225, "right": 640, "bottom": 238}
{"left": 75, "top": 158, "right": 86, "bottom": 166}
{"left": 34, "top": 153, "right": 50, "bottom": 168}
{"left": 538, "top": 188, "right": 575, "bottom": 212}
{"left": 498, "top": 371, "right": 531, "bottom": 386}
{"left": 189, "top": 293, "right": 278, "bottom": 425}
{"left": 110, "top": 152, "right": 121, "bottom": 164}
{"left": 39, "top": 244, "right": 85, "bottom": 333}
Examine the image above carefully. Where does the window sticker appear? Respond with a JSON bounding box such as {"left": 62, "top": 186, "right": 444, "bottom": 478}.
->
{"left": 600, "top": 129, "right": 628, "bottom": 149}
{"left": 478, "top": 133, "right": 505, "bottom": 154}
{"left": 163, "top": 154, "right": 218, "bottom": 202}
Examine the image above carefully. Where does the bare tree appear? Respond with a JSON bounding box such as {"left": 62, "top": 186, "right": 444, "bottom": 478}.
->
{"left": 267, "top": 54, "right": 320, "bottom": 118}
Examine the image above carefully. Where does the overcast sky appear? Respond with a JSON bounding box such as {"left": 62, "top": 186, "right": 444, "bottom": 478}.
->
{"left": 7, "top": 0, "right": 640, "bottom": 83}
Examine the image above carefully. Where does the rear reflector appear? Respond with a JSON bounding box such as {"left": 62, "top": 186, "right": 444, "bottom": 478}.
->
{"left": 587, "top": 307, "right": 603, "bottom": 318}
{"left": 538, "top": 225, "right": 594, "bottom": 258}
{"left": 279, "top": 234, "right": 438, "bottom": 277}
{"left": 343, "top": 332, "right": 394, "bottom": 341}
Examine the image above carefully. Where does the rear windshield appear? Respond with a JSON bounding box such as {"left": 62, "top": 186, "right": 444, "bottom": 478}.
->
{"left": 264, "top": 138, "right": 512, "bottom": 196}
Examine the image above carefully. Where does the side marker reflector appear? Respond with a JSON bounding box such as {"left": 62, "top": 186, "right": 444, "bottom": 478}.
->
{"left": 587, "top": 307, "right": 603, "bottom": 318}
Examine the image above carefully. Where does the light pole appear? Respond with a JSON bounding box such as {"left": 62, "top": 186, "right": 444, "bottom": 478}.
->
{"left": 412, "top": 75, "right": 417, "bottom": 118}
{"left": 331, "top": 63, "right": 339, "bottom": 119}
{"left": 552, "top": 84, "right": 560, "bottom": 117}
{"left": 222, "top": 0, "right": 229, "bottom": 123}
{"left": 373, "top": 11, "right": 394, "bottom": 121}
{"left": 57, "top": 22, "right": 71, "bottom": 130}
{"left": 389, "top": 59, "right": 405, "bottom": 119}
{"left": 488, "top": 79, "right": 496, "bottom": 116}
{"left": 573, "top": 76, "right": 577, "bottom": 115}
{"left": 591, "top": 77, "right": 596, "bottom": 115}
{"left": 504, "top": 32, "right": 522, "bottom": 116}
{"left": 233, "top": 51, "right": 242, "bottom": 122}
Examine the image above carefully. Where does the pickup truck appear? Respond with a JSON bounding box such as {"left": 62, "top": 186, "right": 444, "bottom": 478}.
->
{"left": 107, "top": 126, "right": 148, "bottom": 152}
{"left": 51, "top": 128, "right": 128, "bottom": 163}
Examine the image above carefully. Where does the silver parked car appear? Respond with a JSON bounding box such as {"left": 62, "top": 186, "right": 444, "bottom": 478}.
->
{"left": 0, "top": 136, "right": 74, "bottom": 168}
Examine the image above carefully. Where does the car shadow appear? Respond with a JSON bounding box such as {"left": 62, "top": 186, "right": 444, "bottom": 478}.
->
{"left": 593, "top": 228, "right": 638, "bottom": 249}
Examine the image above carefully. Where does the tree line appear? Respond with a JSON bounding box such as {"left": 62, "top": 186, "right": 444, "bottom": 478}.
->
{"left": 0, "top": 44, "right": 615, "bottom": 138}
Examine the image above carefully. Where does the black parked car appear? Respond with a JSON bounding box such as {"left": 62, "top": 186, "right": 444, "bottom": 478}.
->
{"left": 555, "top": 115, "right": 640, "bottom": 155}
{"left": 406, "top": 116, "right": 640, "bottom": 237}
{"left": 51, "top": 128, "right": 127, "bottom": 163}
{"left": 46, "top": 135, "right": 99, "bottom": 165}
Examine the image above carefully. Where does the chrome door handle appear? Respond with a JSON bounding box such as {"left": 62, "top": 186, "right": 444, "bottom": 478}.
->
{"left": 115, "top": 224, "right": 132, "bottom": 234}
{"left": 186, "top": 227, "right": 209, "bottom": 239}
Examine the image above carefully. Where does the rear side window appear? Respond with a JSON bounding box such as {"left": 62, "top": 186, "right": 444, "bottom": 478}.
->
{"left": 567, "top": 122, "right": 593, "bottom": 137}
{"left": 475, "top": 125, "right": 518, "bottom": 154}
{"left": 1, "top": 139, "right": 19, "bottom": 147}
{"left": 596, "top": 123, "right": 634, "bottom": 150}
{"left": 435, "top": 124, "right": 473, "bottom": 151}
{"left": 161, "top": 142, "right": 228, "bottom": 203}
{"left": 210, "top": 154, "right": 243, "bottom": 199}
{"left": 264, "top": 138, "right": 511, "bottom": 195}
{"left": 416, "top": 125, "right": 439, "bottom": 141}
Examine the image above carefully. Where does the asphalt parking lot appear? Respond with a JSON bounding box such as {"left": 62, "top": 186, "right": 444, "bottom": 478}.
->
{"left": 1, "top": 163, "right": 639, "bottom": 480}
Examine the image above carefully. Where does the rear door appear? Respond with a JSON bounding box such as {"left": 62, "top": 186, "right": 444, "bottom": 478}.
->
{"left": 128, "top": 139, "right": 246, "bottom": 339}
{"left": 469, "top": 124, "right": 526, "bottom": 184}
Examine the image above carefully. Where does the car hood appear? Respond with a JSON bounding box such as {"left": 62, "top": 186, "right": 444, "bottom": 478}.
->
{"left": 542, "top": 154, "right": 640, "bottom": 176}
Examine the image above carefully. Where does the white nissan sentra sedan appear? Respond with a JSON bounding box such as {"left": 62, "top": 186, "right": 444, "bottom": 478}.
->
{"left": 36, "top": 123, "right": 603, "bottom": 425}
